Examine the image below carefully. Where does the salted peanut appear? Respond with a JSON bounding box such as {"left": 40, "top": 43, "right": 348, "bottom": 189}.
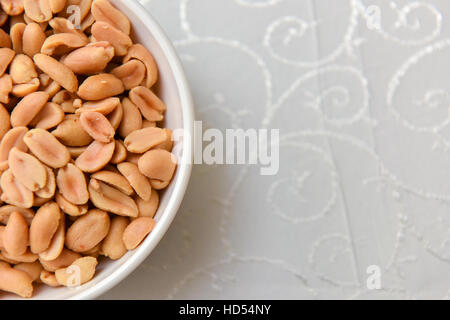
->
{"left": 110, "top": 140, "right": 126, "bottom": 164}
{"left": 126, "top": 152, "right": 140, "bottom": 166}
{"left": 22, "top": 22, "right": 46, "bottom": 56}
{"left": 55, "top": 256, "right": 97, "bottom": 286}
{"left": 10, "top": 54, "right": 37, "bottom": 84}
{"left": 91, "top": 0, "right": 129, "bottom": 34}
{"left": 77, "top": 73, "right": 124, "bottom": 101}
{"left": 0, "top": 169, "right": 34, "bottom": 208}
{"left": 59, "top": 0, "right": 91, "bottom": 21}
{"left": 117, "top": 162, "right": 151, "bottom": 201}
{"left": 0, "top": 48, "right": 15, "bottom": 77}
{"left": 33, "top": 53, "right": 78, "bottom": 92}
{"left": 29, "top": 102, "right": 64, "bottom": 129}
{"left": 32, "top": 195, "right": 46, "bottom": 206}
{"left": 75, "top": 140, "right": 114, "bottom": 172}
{"left": 11, "top": 78, "right": 40, "bottom": 97}
{"left": 10, "top": 91, "right": 48, "bottom": 127}
{"left": 3, "top": 211, "right": 28, "bottom": 255}
{"left": 1, "top": 0, "right": 24, "bottom": 15}
{"left": 9, "top": 147, "right": 47, "bottom": 191}
{"left": 35, "top": 165, "right": 55, "bottom": 198}
{"left": 52, "top": 90, "right": 77, "bottom": 113}
{"left": 49, "top": 17, "right": 78, "bottom": 33}
{"left": 0, "top": 225, "right": 4, "bottom": 248}
{"left": 67, "top": 146, "right": 86, "bottom": 158}
{"left": 65, "top": 209, "right": 109, "bottom": 252}
{"left": 110, "top": 60, "right": 145, "bottom": 91}
{"left": 24, "top": 0, "right": 52, "bottom": 22}
{"left": 55, "top": 192, "right": 87, "bottom": 216}
{"left": 29, "top": 201, "right": 60, "bottom": 253}
{"left": 122, "top": 217, "right": 155, "bottom": 250}
{"left": 91, "top": 21, "right": 131, "bottom": 56}
{"left": 0, "top": 126, "right": 28, "bottom": 169}
{"left": 155, "top": 128, "right": 174, "bottom": 152}
{"left": 0, "top": 75, "right": 12, "bottom": 104}
{"left": 0, "top": 205, "right": 34, "bottom": 225}
{"left": 79, "top": 111, "right": 114, "bottom": 143}
{"left": 13, "top": 261, "right": 42, "bottom": 282}
{"left": 129, "top": 86, "right": 166, "bottom": 122}
{"left": 81, "top": 242, "right": 100, "bottom": 258}
{"left": 0, "top": 103, "right": 10, "bottom": 138}
{"left": 0, "top": 251, "right": 18, "bottom": 263}
{"left": 0, "top": 28, "right": 11, "bottom": 48}
{"left": 124, "top": 44, "right": 158, "bottom": 88}
{"left": 150, "top": 179, "right": 170, "bottom": 190}
{"left": 91, "top": 170, "right": 133, "bottom": 195}
{"left": 42, "top": 79, "right": 61, "bottom": 98}
{"left": 63, "top": 41, "right": 114, "bottom": 75}
{"left": 56, "top": 163, "right": 88, "bottom": 204}
{"left": 1, "top": 248, "right": 37, "bottom": 262}
{"left": 48, "top": 0, "right": 64, "bottom": 12}
{"left": 101, "top": 215, "right": 128, "bottom": 260}
{"left": 40, "top": 270, "right": 60, "bottom": 286}
{"left": 39, "top": 247, "right": 80, "bottom": 272}
{"left": 138, "top": 149, "right": 176, "bottom": 182}
{"left": 76, "top": 97, "right": 119, "bottom": 115}
{"left": 136, "top": 189, "right": 159, "bottom": 218}
{"left": 107, "top": 100, "right": 123, "bottom": 130}
{"left": 0, "top": 261, "right": 33, "bottom": 298}
{"left": 142, "top": 120, "right": 156, "bottom": 129}
{"left": 119, "top": 98, "right": 142, "bottom": 138}
{"left": 24, "top": 128, "right": 71, "bottom": 168}
{"left": 10, "top": 22, "right": 25, "bottom": 52}
{"left": 40, "top": 32, "right": 88, "bottom": 56}
{"left": 89, "top": 179, "right": 138, "bottom": 217}
{"left": 124, "top": 127, "right": 167, "bottom": 154}
{"left": 39, "top": 212, "right": 64, "bottom": 260}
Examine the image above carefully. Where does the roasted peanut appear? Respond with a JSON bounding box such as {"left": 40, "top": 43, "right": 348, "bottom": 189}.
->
{"left": 29, "top": 201, "right": 60, "bottom": 253}
{"left": 138, "top": 149, "right": 177, "bottom": 183}
{"left": 124, "top": 127, "right": 167, "bottom": 154}
{"left": 24, "top": 128, "right": 71, "bottom": 168}
{"left": 24, "top": 0, "right": 52, "bottom": 22}
{"left": 101, "top": 215, "right": 128, "bottom": 260}
{"left": 91, "top": 0, "right": 129, "bottom": 34}
{"left": 129, "top": 86, "right": 166, "bottom": 122}
{"left": 39, "top": 247, "right": 80, "bottom": 272}
{"left": 0, "top": 261, "right": 33, "bottom": 298}
{"left": 40, "top": 269, "right": 60, "bottom": 286}
{"left": 0, "top": 102, "right": 10, "bottom": 137}
{"left": 63, "top": 41, "right": 114, "bottom": 75}
{"left": 39, "top": 212, "right": 64, "bottom": 260}
{"left": 29, "top": 102, "right": 64, "bottom": 129}
{"left": 0, "top": 169, "right": 34, "bottom": 208}
{"left": 1, "top": 0, "right": 24, "bottom": 16}
{"left": 0, "top": 126, "right": 28, "bottom": 169}
{"left": 76, "top": 97, "right": 119, "bottom": 115}
{"left": 33, "top": 53, "right": 78, "bottom": 92}
{"left": 75, "top": 140, "right": 115, "bottom": 172}
{"left": 117, "top": 162, "right": 151, "bottom": 201}
{"left": 10, "top": 91, "right": 48, "bottom": 127}
{"left": 136, "top": 189, "right": 159, "bottom": 218}
{"left": 124, "top": 44, "right": 158, "bottom": 88}
{"left": 56, "top": 163, "right": 88, "bottom": 205}
{"left": 48, "top": 0, "right": 64, "bottom": 13}
{"left": 77, "top": 73, "right": 124, "bottom": 101}
{"left": 0, "top": 75, "right": 12, "bottom": 104}
{"left": 9, "top": 147, "right": 47, "bottom": 191}
{"left": 119, "top": 97, "right": 142, "bottom": 138}
{"left": 111, "top": 59, "right": 145, "bottom": 90}
{"left": 55, "top": 191, "right": 87, "bottom": 216}
{"left": 1, "top": 248, "right": 38, "bottom": 262}
{"left": 79, "top": 111, "right": 114, "bottom": 143}
{"left": 0, "top": 205, "right": 34, "bottom": 225}
{"left": 55, "top": 256, "right": 97, "bottom": 286}
{"left": 59, "top": 0, "right": 91, "bottom": 21}
{"left": 91, "top": 21, "right": 131, "bottom": 56}
{"left": 11, "top": 78, "right": 40, "bottom": 97}
{"left": 51, "top": 114, "right": 92, "bottom": 147}
{"left": 91, "top": 169, "right": 133, "bottom": 195}
{"left": 106, "top": 100, "right": 123, "bottom": 131}
{"left": 22, "top": 22, "right": 46, "bottom": 57}
{"left": 3, "top": 211, "right": 28, "bottom": 255}
{"left": 10, "top": 22, "right": 25, "bottom": 52}
{"left": 0, "top": 27, "right": 11, "bottom": 48}
{"left": 122, "top": 217, "right": 155, "bottom": 250}
{"left": 13, "top": 261, "right": 43, "bottom": 282}
{"left": 10, "top": 54, "right": 37, "bottom": 84}
{"left": 41, "top": 32, "right": 88, "bottom": 55}
{"left": 0, "top": 48, "right": 15, "bottom": 77}
{"left": 35, "top": 165, "right": 56, "bottom": 198}
{"left": 65, "top": 209, "right": 109, "bottom": 252}
{"left": 88, "top": 178, "right": 138, "bottom": 217}
{"left": 110, "top": 140, "right": 126, "bottom": 164}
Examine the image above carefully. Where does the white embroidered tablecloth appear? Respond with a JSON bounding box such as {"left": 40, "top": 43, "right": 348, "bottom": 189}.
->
{"left": 101, "top": 0, "right": 450, "bottom": 299}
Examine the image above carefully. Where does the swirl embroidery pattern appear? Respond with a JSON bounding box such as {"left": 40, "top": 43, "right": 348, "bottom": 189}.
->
{"left": 102, "top": 0, "right": 450, "bottom": 299}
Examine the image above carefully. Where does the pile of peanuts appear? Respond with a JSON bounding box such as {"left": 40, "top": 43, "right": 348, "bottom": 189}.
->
{"left": 0, "top": 0, "right": 177, "bottom": 298}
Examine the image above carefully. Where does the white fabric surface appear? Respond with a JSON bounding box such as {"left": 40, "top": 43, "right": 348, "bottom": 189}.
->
{"left": 101, "top": 0, "right": 450, "bottom": 299}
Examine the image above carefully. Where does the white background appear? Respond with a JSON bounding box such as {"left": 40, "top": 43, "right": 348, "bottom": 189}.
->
{"left": 102, "top": 0, "right": 450, "bottom": 299}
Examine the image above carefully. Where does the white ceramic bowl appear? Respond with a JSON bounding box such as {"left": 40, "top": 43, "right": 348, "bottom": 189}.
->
{"left": 6, "top": 0, "right": 194, "bottom": 300}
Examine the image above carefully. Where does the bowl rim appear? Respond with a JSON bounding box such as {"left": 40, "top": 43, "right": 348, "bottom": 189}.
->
{"left": 69, "top": 1, "right": 194, "bottom": 300}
